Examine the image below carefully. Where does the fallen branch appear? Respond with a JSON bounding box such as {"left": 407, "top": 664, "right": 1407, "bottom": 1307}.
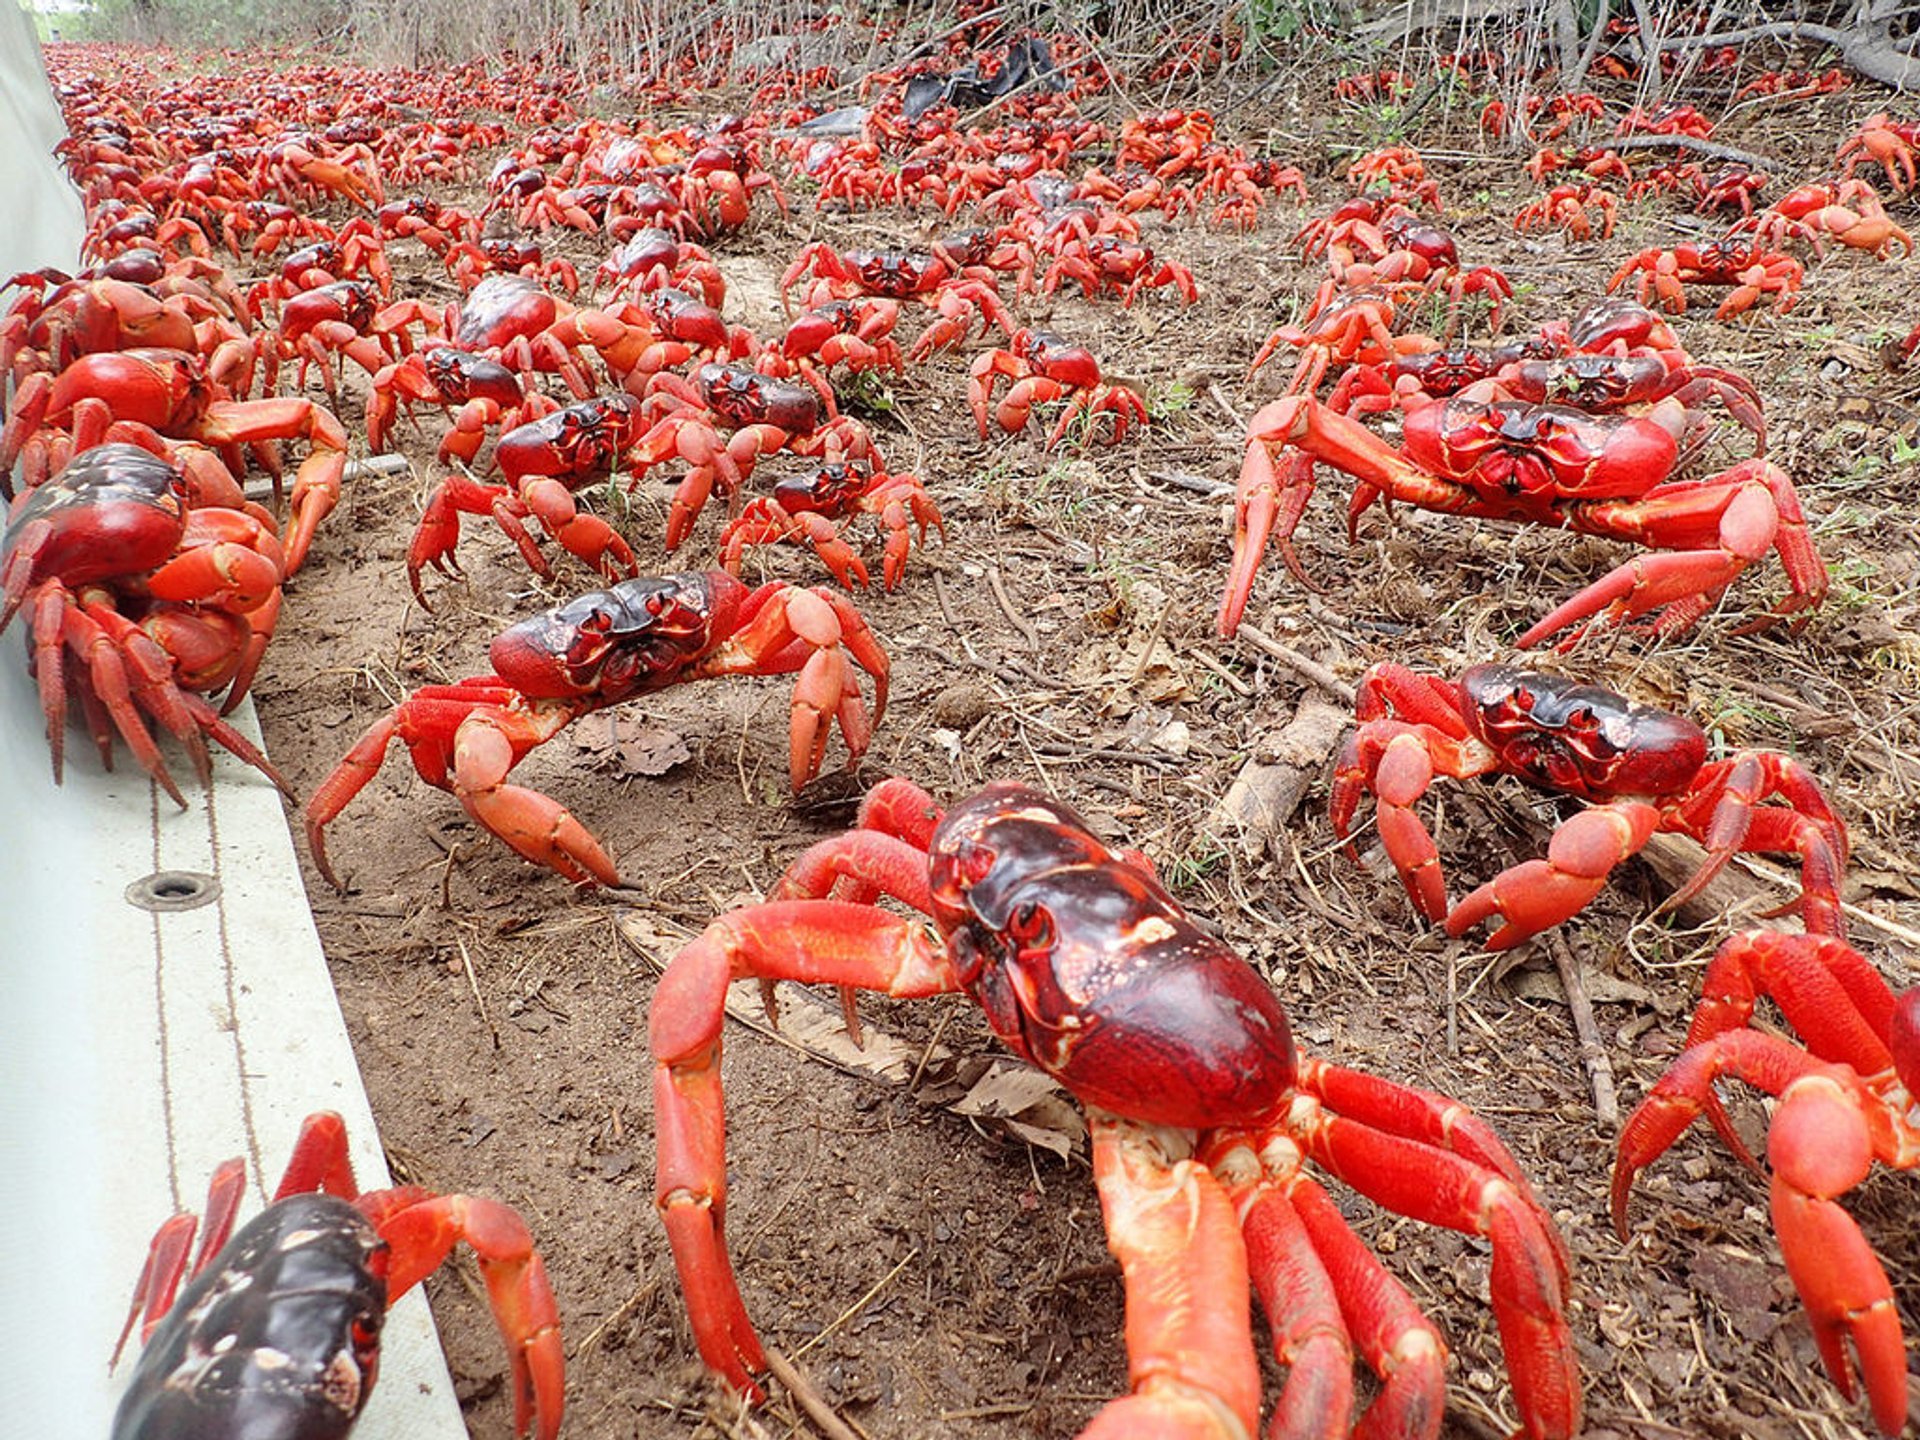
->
{"left": 1605, "top": 133, "right": 1778, "bottom": 171}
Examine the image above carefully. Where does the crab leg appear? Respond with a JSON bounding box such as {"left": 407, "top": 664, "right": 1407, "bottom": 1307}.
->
{"left": 113, "top": 1158, "right": 247, "bottom": 1363}
{"left": 1329, "top": 719, "right": 1495, "bottom": 922}
{"left": 650, "top": 903, "right": 959, "bottom": 1399}
{"left": 1613, "top": 1036, "right": 1910, "bottom": 1435}
{"left": 364, "top": 1190, "right": 565, "bottom": 1440}
{"left": 1205, "top": 1147, "right": 1360, "bottom": 1439}
{"left": 450, "top": 711, "right": 620, "bottom": 886}
{"left": 720, "top": 508, "right": 872, "bottom": 591}
{"left": 1662, "top": 754, "right": 1848, "bottom": 935}
{"left": 1294, "top": 1068, "right": 1582, "bottom": 1439}
{"left": 1520, "top": 459, "right": 1826, "bottom": 648}
{"left": 1444, "top": 800, "right": 1665, "bottom": 949}
{"left": 688, "top": 584, "right": 889, "bottom": 789}
{"left": 1687, "top": 932, "right": 1895, "bottom": 1059}
{"left": 1222, "top": 396, "right": 1478, "bottom": 637}
{"left": 1077, "top": 1115, "right": 1261, "bottom": 1440}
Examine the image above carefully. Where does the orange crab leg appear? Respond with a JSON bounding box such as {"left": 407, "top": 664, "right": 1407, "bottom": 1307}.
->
{"left": 1293, "top": 1073, "right": 1581, "bottom": 1439}
{"left": 650, "top": 903, "right": 960, "bottom": 1398}
{"left": 450, "top": 711, "right": 621, "bottom": 886}
{"left": 1520, "top": 459, "right": 1826, "bottom": 647}
{"left": 1614, "top": 1037, "right": 1910, "bottom": 1435}
{"left": 368, "top": 1190, "right": 565, "bottom": 1440}
{"left": 1443, "top": 800, "right": 1663, "bottom": 949}
{"left": 1076, "top": 1115, "right": 1261, "bottom": 1440}
{"left": 1330, "top": 720, "right": 1497, "bottom": 922}
{"left": 1206, "top": 1151, "right": 1360, "bottom": 1438}
{"left": 688, "top": 584, "right": 889, "bottom": 789}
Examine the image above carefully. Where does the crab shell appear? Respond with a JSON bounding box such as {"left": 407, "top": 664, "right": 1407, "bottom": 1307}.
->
{"left": 110, "top": 1193, "right": 389, "bottom": 1440}
{"left": 1456, "top": 662, "right": 1709, "bottom": 801}
{"left": 925, "top": 781, "right": 1298, "bottom": 1127}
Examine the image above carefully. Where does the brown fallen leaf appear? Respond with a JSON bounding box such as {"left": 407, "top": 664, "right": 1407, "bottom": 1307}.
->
{"left": 571, "top": 712, "right": 692, "bottom": 777}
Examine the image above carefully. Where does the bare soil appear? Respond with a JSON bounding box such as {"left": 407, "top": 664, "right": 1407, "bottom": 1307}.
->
{"left": 238, "top": 83, "right": 1920, "bottom": 1440}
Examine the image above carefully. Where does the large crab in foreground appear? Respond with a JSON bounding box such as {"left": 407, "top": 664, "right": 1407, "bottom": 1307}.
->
{"left": 305, "top": 571, "right": 888, "bottom": 887}
{"left": 111, "top": 1110, "right": 562, "bottom": 1440}
{"left": 1614, "top": 930, "right": 1920, "bottom": 1436}
{"left": 1, "top": 443, "right": 291, "bottom": 804}
{"left": 651, "top": 777, "right": 1582, "bottom": 1438}
{"left": 1330, "top": 663, "right": 1849, "bottom": 948}
{"left": 1218, "top": 391, "right": 1828, "bottom": 644}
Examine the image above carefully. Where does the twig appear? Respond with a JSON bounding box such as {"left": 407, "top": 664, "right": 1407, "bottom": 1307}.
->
{"left": 572, "top": 1274, "right": 658, "bottom": 1357}
{"left": 986, "top": 557, "right": 1039, "bottom": 652}
{"left": 763, "top": 1347, "right": 871, "bottom": 1440}
{"left": 456, "top": 937, "right": 500, "bottom": 1050}
{"left": 789, "top": 1249, "right": 919, "bottom": 1363}
{"left": 1230, "top": 624, "right": 1357, "bottom": 706}
{"left": 1605, "top": 133, "right": 1777, "bottom": 171}
{"left": 1187, "top": 645, "right": 1255, "bottom": 698}
{"left": 1545, "top": 931, "right": 1618, "bottom": 1128}
{"left": 1207, "top": 381, "right": 1246, "bottom": 429}
{"left": 1146, "top": 468, "right": 1234, "bottom": 499}
{"left": 1126, "top": 593, "right": 1175, "bottom": 687}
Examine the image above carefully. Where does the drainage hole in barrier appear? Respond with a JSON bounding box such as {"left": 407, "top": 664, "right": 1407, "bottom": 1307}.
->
{"left": 125, "top": 870, "right": 221, "bottom": 913}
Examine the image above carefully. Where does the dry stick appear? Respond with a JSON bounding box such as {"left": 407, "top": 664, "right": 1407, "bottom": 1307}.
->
{"left": 1605, "top": 132, "right": 1779, "bottom": 172}
{"left": 1231, "top": 624, "right": 1357, "bottom": 707}
{"left": 763, "top": 1348, "right": 872, "bottom": 1440}
{"left": 1544, "top": 931, "right": 1618, "bottom": 1128}
{"left": 455, "top": 936, "right": 501, "bottom": 1050}
{"left": 986, "top": 557, "right": 1039, "bottom": 652}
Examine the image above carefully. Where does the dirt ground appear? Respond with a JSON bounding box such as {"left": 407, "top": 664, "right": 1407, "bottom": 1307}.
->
{"left": 219, "top": 72, "right": 1920, "bottom": 1440}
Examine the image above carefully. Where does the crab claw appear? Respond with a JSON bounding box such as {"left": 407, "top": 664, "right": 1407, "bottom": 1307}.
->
{"left": 1768, "top": 1074, "right": 1909, "bottom": 1435}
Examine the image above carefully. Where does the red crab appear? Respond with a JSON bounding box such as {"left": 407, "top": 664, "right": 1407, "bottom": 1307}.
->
{"left": 593, "top": 226, "right": 726, "bottom": 308}
{"left": 407, "top": 392, "right": 647, "bottom": 606}
{"left": 636, "top": 362, "right": 881, "bottom": 549}
{"left": 111, "top": 1111, "right": 562, "bottom": 1440}
{"left": 1732, "top": 179, "right": 1913, "bottom": 261}
{"left": 374, "top": 194, "right": 480, "bottom": 254}
{"left": 1330, "top": 663, "right": 1849, "bottom": 948}
{"left": 1218, "top": 391, "right": 1828, "bottom": 643}
{"left": 0, "top": 443, "right": 290, "bottom": 804}
{"left": 267, "top": 279, "right": 442, "bottom": 397}
{"left": 1041, "top": 233, "right": 1199, "bottom": 307}
{"left": 245, "top": 227, "right": 393, "bottom": 315}
{"left": 1612, "top": 930, "right": 1920, "bottom": 1436}
{"left": 0, "top": 346, "right": 348, "bottom": 573}
{"left": 305, "top": 571, "right": 889, "bottom": 886}
{"left": 1606, "top": 240, "right": 1804, "bottom": 319}
{"left": 650, "top": 777, "right": 1581, "bottom": 1436}
{"left": 1837, "top": 112, "right": 1919, "bottom": 195}
{"left": 968, "top": 327, "right": 1148, "bottom": 447}
{"left": 769, "top": 297, "right": 906, "bottom": 413}
{"left": 1512, "top": 183, "right": 1618, "bottom": 241}
{"left": 717, "top": 461, "right": 942, "bottom": 590}
{"left": 780, "top": 241, "right": 1014, "bottom": 359}
{"left": 366, "top": 346, "right": 547, "bottom": 466}
{"left": 443, "top": 236, "right": 581, "bottom": 298}
{"left": 2, "top": 272, "right": 253, "bottom": 387}
{"left": 1245, "top": 283, "right": 1430, "bottom": 396}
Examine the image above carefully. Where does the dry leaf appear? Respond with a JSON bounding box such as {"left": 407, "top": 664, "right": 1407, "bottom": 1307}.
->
{"left": 949, "top": 1062, "right": 1085, "bottom": 1159}
{"left": 572, "top": 713, "right": 692, "bottom": 777}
